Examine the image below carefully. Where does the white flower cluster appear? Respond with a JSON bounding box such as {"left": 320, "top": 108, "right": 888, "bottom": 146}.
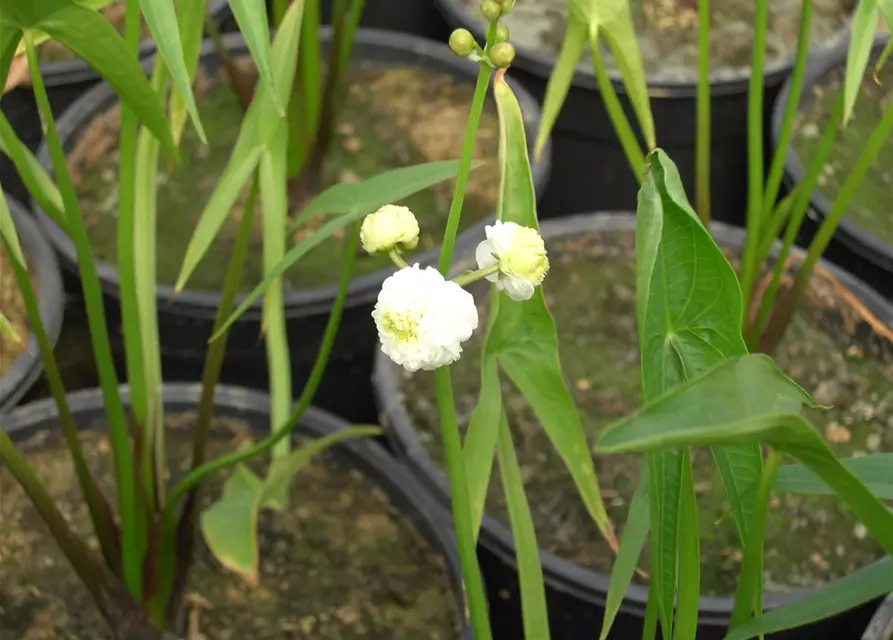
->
{"left": 365, "top": 205, "right": 549, "bottom": 371}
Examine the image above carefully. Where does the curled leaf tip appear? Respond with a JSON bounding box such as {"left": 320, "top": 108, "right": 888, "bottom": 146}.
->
{"left": 494, "top": 68, "right": 508, "bottom": 86}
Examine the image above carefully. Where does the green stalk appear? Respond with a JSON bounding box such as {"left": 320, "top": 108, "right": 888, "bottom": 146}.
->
{"left": 148, "top": 176, "right": 261, "bottom": 627}
{"left": 695, "top": 0, "right": 711, "bottom": 224}
{"left": 23, "top": 34, "right": 141, "bottom": 598}
{"left": 738, "top": 0, "right": 768, "bottom": 318}
{"left": 747, "top": 95, "right": 843, "bottom": 349}
{"left": 591, "top": 46, "right": 646, "bottom": 182}
{"left": 760, "top": 97, "right": 893, "bottom": 352}
{"left": 272, "top": 0, "right": 288, "bottom": 26}
{"left": 334, "top": 0, "right": 366, "bottom": 112}
{"left": 760, "top": 0, "right": 811, "bottom": 219}
{"left": 162, "top": 223, "right": 361, "bottom": 518}
{"left": 433, "top": 368, "right": 493, "bottom": 639}
{"left": 289, "top": 0, "right": 321, "bottom": 176}
{"left": 437, "top": 22, "right": 497, "bottom": 273}
{"left": 1, "top": 234, "right": 120, "bottom": 573}
{"left": 730, "top": 450, "right": 781, "bottom": 629}
{"left": 0, "top": 428, "right": 111, "bottom": 618}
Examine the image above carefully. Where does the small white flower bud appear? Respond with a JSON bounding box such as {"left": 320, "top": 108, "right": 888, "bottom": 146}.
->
{"left": 373, "top": 265, "right": 479, "bottom": 372}
{"left": 360, "top": 205, "right": 420, "bottom": 255}
{"left": 475, "top": 221, "right": 549, "bottom": 301}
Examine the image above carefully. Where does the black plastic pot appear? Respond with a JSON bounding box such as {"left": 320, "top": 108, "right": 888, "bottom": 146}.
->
{"left": 0, "top": 0, "right": 233, "bottom": 213}
{"left": 864, "top": 593, "right": 893, "bottom": 640}
{"left": 432, "top": 0, "right": 853, "bottom": 223}
{"left": 320, "top": 0, "right": 450, "bottom": 41}
{"left": 32, "top": 29, "right": 552, "bottom": 425}
{"left": 375, "top": 211, "right": 893, "bottom": 639}
{"left": 1, "top": 383, "right": 471, "bottom": 638}
{"left": 775, "top": 35, "right": 893, "bottom": 302}
{"left": 0, "top": 196, "right": 64, "bottom": 413}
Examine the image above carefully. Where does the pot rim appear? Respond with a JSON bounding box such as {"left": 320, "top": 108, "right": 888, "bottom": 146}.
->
{"left": 374, "top": 210, "right": 893, "bottom": 627}
{"left": 32, "top": 28, "right": 552, "bottom": 322}
{"left": 863, "top": 592, "right": 893, "bottom": 640}
{"left": 37, "top": 0, "right": 232, "bottom": 87}
{"left": 1, "top": 382, "right": 473, "bottom": 638}
{"left": 773, "top": 33, "right": 893, "bottom": 274}
{"left": 431, "top": 0, "right": 855, "bottom": 98}
{"left": 0, "top": 195, "right": 65, "bottom": 413}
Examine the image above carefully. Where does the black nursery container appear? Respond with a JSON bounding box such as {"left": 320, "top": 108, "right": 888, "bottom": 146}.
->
{"left": 0, "top": 0, "right": 233, "bottom": 210}
{"left": 0, "top": 196, "right": 64, "bottom": 413}
{"left": 320, "top": 0, "right": 450, "bottom": 41}
{"left": 864, "top": 593, "right": 893, "bottom": 640}
{"left": 1, "top": 383, "right": 472, "bottom": 638}
{"left": 775, "top": 35, "right": 893, "bottom": 302}
{"left": 432, "top": 0, "right": 852, "bottom": 224}
{"left": 375, "top": 212, "right": 893, "bottom": 640}
{"left": 33, "top": 29, "right": 551, "bottom": 425}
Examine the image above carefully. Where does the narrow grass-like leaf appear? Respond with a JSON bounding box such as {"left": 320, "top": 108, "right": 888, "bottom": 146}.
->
{"left": 775, "top": 453, "right": 893, "bottom": 500}
{"left": 25, "top": 0, "right": 175, "bottom": 154}
{"left": 226, "top": 0, "right": 284, "bottom": 115}
{"left": 844, "top": 0, "right": 881, "bottom": 124}
{"left": 465, "top": 355, "right": 503, "bottom": 535}
{"left": 169, "top": 0, "right": 206, "bottom": 146}
{"left": 600, "top": 467, "right": 650, "bottom": 640}
{"left": 0, "top": 115, "right": 65, "bottom": 228}
{"left": 534, "top": 17, "right": 586, "bottom": 161}
{"left": 139, "top": 0, "right": 206, "bottom": 141}
{"left": 673, "top": 451, "right": 699, "bottom": 640}
{"left": 0, "top": 310, "right": 20, "bottom": 343}
{"left": 723, "top": 559, "right": 893, "bottom": 640}
{"left": 0, "top": 192, "right": 25, "bottom": 265}
{"left": 0, "top": 19, "right": 21, "bottom": 89}
{"left": 491, "top": 72, "right": 617, "bottom": 548}
{"left": 496, "top": 414, "right": 550, "bottom": 640}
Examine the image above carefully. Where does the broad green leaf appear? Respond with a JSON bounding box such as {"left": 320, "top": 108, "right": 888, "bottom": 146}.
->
{"left": 0, "top": 191, "right": 25, "bottom": 266}
{"left": 535, "top": 18, "right": 587, "bottom": 161}
{"left": 465, "top": 356, "right": 503, "bottom": 536}
{"left": 496, "top": 414, "right": 550, "bottom": 640}
{"left": 289, "top": 160, "right": 482, "bottom": 231}
{"left": 169, "top": 0, "right": 206, "bottom": 147}
{"left": 635, "top": 149, "right": 762, "bottom": 637}
{"left": 10, "top": 0, "right": 112, "bottom": 52}
{"left": 20, "top": 1, "right": 175, "bottom": 155}
{"left": 259, "top": 130, "right": 292, "bottom": 473}
{"left": 844, "top": 0, "right": 880, "bottom": 124}
{"left": 203, "top": 427, "right": 380, "bottom": 583}
{"left": 201, "top": 464, "right": 264, "bottom": 583}
{"left": 598, "top": 354, "right": 893, "bottom": 556}
{"left": 139, "top": 0, "right": 206, "bottom": 142}
{"left": 775, "top": 453, "right": 893, "bottom": 500}
{"left": 226, "top": 0, "right": 285, "bottom": 115}
{"left": 490, "top": 71, "right": 616, "bottom": 548}
{"left": 176, "top": 0, "right": 304, "bottom": 291}
{"left": 600, "top": 468, "right": 649, "bottom": 640}
{"left": 723, "top": 559, "right": 893, "bottom": 640}
{"left": 0, "top": 310, "right": 21, "bottom": 343}
{"left": 0, "top": 114, "right": 65, "bottom": 229}
{"left": 208, "top": 160, "right": 478, "bottom": 337}
{"left": 674, "top": 452, "right": 699, "bottom": 640}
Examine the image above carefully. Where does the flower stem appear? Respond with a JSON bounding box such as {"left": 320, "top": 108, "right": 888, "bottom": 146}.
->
{"left": 452, "top": 263, "right": 499, "bottom": 287}
{"left": 388, "top": 249, "right": 409, "bottom": 269}
{"left": 695, "top": 0, "right": 711, "bottom": 224}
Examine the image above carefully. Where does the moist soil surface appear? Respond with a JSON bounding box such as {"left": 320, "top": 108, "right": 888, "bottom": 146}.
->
{"left": 0, "top": 414, "right": 460, "bottom": 639}
{"left": 460, "top": 0, "right": 855, "bottom": 82}
{"left": 0, "top": 246, "right": 30, "bottom": 380}
{"left": 69, "top": 58, "right": 499, "bottom": 293}
{"left": 792, "top": 53, "right": 893, "bottom": 246}
{"left": 400, "top": 229, "right": 892, "bottom": 596}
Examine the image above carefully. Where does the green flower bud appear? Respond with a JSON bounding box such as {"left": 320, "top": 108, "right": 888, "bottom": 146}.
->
{"left": 489, "top": 42, "right": 515, "bottom": 68}
{"left": 494, "top": 23, "right": 510, "bottom": 44}
{"left": 449, "top": 28, "right": 475, "bottom": 57}
{"left": 480, "top": 0, "right": 502, "bottom": 21}
{"left": 499, "top": 0, "right": 515, "bottom": 14}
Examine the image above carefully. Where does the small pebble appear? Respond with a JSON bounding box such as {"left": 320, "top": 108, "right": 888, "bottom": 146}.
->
{"left": 824, "top": 422, "right": 851, "bottom": 444}
{"left": 854, "top": 523, "right": 868, "bottom": 540}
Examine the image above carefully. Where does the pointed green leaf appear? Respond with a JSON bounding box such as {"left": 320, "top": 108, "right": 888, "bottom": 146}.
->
{"left": 0, "top": 116, "right": 65, "bottom": 228}
{"left": 844, "top": 0, "right": 880, "bottom": 124}
{"left": 201, "top": 464, "right": 264, "bottom": 583}
{"left": 877, "top": 2, "right": 893, "bottom": 73}
{"left": 535, "top": 18, "right": 587, "bottom": 161}
{"left": 775, "top": 453, "right": 893, "bottom": 500}
{"left": 139, "top": 0, "right": 206, "bottom": 142}
{"left": 25, "top": 1, "right": 175, "bottom": 155}
{"left": 0, "top": 192, "right": 25, "bottom": 265}
{"left": 600, "top": 467, "right": 649, "bottom": 640}
{"left": 722, "top": 559, "right": 893, "bottom": 640}
{"left": 464, "top": 356, "right": 503, "bottom": 536}
{"left": 491, "top": 72, "right": 616, "bottom": 547}
{"left": 169, "top": 0, "right": 206, "bottom": 147}
{"left": 496, "top": 414, "right": 550, "bottom": 640}
{"left": 0, "top": 310, "right": 22, "bottom": 344}
{"left": 0, "top": 18, "right": 21, "bottom": 89}
{"left": 226, "top": 0, "right": 285, "bottom": 115}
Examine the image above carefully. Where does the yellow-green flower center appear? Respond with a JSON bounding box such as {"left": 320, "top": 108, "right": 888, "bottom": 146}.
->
{"left": 380, "top": 311, "right": 420, "bottom": 343}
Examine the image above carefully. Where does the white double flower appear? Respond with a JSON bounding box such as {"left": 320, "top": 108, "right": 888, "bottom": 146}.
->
{"left": 475, "top": 220, "right": 549, "bottom": 301}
